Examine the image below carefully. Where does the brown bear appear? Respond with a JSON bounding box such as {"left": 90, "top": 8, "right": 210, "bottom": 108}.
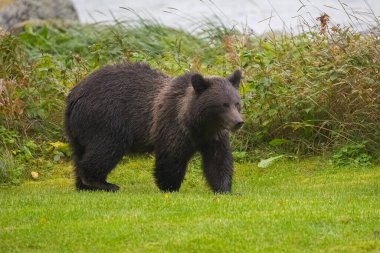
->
{"left": 64, "top": 62, "right": 243, "bottom": 193}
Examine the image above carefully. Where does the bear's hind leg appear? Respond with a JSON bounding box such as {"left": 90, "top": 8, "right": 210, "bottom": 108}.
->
{"left": 68, "top": 140, "right": 99, "bottom": 191}
{"left": 75, "top": 177, "right": 119, "bottom": 191}
{"left": 75, "top": 140, "right": 125, "bottom": 192}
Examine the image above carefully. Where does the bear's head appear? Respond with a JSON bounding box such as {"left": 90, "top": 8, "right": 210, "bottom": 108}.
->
{"left": 190, "top": 69, "right": 243, "bottom": 133}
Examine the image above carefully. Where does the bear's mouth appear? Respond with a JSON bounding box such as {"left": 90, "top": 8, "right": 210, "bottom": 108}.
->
{"left": 222, "top": 121, "right": 243, "bottom": 132}
{"left": 231, "top": 123, "right": 243, "bottom": 132}
{"left": 223, "top": 122, "right": 237, "bottom": 132}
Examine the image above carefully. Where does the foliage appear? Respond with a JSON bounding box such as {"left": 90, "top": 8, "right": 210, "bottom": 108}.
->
{"left": 232, "top": 151, "right": 248, "bottom": 163}
{"left": 0, "top": 150, "right": 24, "bottom": 185}
{"left": 332, "top": 142, "right": 373, "bottom": 167}
{"left": 1, "top": 15, "right": 380, "bottom": 184}
{"left": 230, "top": 28, "right": 380, "bottom": 155}
{"left": 48, "top": 141, "right": 70, "bottom": 162}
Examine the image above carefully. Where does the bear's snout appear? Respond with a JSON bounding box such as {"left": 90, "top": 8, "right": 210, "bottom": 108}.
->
{"left": 224, "top": 109, "right": 244, "bottom": 132}
{"left": 233, "top": 120, "right": 244, "bottom": 131}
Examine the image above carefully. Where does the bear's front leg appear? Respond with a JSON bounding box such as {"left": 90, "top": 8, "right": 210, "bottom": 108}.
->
{"left": 154, "top": 149, "right": 194, "bottom": 192}
{"left": 200, "top": 131, "right": 233, "bottom": 193}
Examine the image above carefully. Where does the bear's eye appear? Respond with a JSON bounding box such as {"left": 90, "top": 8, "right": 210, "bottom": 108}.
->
{"left": 223, "top": 103, "right": 230, "bottom": 108}
{"left": 235, "top": 103, "right": 241, "bottom": 110}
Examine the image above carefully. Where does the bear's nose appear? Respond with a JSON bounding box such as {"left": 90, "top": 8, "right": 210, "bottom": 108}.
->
{"left": 234, "top": 121, "right": 244, "bottom": 130}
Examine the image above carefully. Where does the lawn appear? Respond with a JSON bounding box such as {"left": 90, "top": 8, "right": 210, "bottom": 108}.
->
{"left": 1, "top": 157, "right": 379, "bottom": 253}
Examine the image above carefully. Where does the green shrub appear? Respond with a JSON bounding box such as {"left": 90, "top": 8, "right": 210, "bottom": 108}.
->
{"left": 228, "top": 28, "right": 380, "bottom": 155}
{"left": 332, "top": 142, "right": 373, "bottom": 167}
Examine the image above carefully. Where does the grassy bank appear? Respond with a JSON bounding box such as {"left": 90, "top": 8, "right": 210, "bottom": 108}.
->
{"left": 1, "top": 157, "right": 379, "bottom": 252}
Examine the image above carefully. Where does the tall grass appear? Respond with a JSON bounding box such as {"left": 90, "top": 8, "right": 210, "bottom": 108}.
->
{"left": 231, "top": 26, "right": 380, "bottom": 155}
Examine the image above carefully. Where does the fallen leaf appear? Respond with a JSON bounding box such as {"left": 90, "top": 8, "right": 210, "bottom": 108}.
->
{"left": 258, "top": 155, "right": 285, "bottom": 168}
{"left": 31, "top": 171, "right": 39, "bottom": 179}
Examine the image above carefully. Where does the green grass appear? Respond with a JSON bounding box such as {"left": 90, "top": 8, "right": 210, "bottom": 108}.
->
{"left": 1, "top": 157, "right": 379, "bottom": 252}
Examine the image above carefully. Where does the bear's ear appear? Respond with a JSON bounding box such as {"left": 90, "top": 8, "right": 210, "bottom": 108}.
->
{"left": 228, "top": 69, "right": 242, "bottom": 89}
{"left": 191, "top": 73, "right": 209, "bottom": 94}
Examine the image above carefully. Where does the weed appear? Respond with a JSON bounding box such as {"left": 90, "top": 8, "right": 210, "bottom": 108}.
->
{"left": 0, "top": 150, "right": 24, "bottom": 185}
{"left": 232, "top": 151, "right": 248, "bottom": 163}
{"left": 332, "top": 142, "right": 373, "bottom": 167}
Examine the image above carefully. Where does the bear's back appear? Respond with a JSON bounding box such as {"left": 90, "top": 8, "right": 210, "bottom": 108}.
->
{"left": 69, "top": 62, "right": 168, "bottom": 100}
{"left": 66, "top": 62, "right": 171, "bottom": 152}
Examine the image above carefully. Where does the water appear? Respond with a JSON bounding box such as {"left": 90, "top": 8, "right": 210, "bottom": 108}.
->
{"left": 72, "top": 0, "right": 380, "bottom": 34}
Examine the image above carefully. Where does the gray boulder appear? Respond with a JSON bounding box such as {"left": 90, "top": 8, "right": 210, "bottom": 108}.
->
{"left": 0, "top": 0, "right": 78, "bottom": 30}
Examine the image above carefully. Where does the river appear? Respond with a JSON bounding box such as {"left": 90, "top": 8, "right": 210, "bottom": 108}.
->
{"left": 71, "top": 0, "right": 380, "bottom": 34}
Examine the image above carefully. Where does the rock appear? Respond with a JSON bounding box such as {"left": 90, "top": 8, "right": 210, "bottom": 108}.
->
{"left": 0, "top": 0, "right": 78, "bottom": 30}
